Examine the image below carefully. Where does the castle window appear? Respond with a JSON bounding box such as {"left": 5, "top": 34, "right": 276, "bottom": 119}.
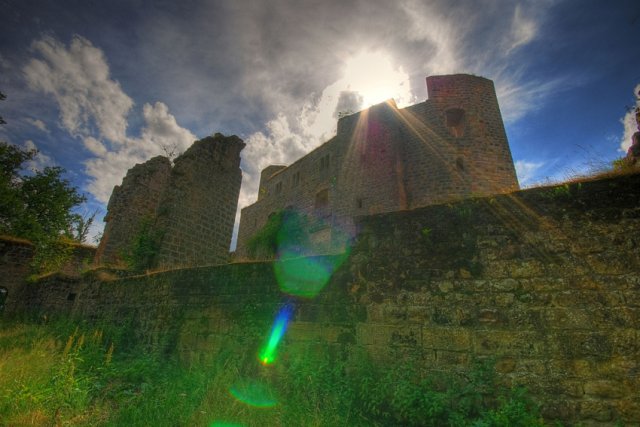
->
{"left": 445, "top": 108, "right": 465, "bottom": 137}
{"left": 292, "top": 171, "right": 300, "bottom": 187}
{"left": 456, "top": 157, "right": 465, "bottom": 171}
{"left": 315, "top": 189, "right": 329, "bottom": 209}
{"left": 356, "top": 198, "right": 363, "bottom": 209}
{"left": 319, "top": 155, "right": 330, "bottom": 172}
{"left": 275, "top": 181, "right": 282, "bottom": 194}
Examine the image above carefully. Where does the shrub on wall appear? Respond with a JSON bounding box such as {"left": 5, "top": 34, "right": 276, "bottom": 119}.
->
{"left": 120, "top": 216, "right": 164, "bottom": 272}
{"left": 247, "top": 209, "right": 310, "bottom": 259}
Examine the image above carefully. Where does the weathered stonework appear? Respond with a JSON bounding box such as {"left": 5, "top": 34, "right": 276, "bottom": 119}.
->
{"left": 94, "top": 156, "right": 171, "bottom": 265}
{"left": 237, "top": 74, "right": 519, "bottom": 257}
{"left": 94, "top": 133, "right": 245, "bottom": 268}
{"left": 0, "top": 236, "right": 95, "bottom": 312}
{"left": 154, "top": 134, "right": 245, "bottom": 268}
{"left": 8, "top": 172, "right": 640, "bottom": 425}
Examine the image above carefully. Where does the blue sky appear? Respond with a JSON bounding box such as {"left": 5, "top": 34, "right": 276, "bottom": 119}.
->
{"left": 1, "top": 0, "right": 639, "bottom": 246}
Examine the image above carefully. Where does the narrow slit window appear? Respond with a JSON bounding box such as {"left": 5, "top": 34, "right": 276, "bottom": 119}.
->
{"left": 319, "top": 155, "right": 330, "bottom": 172}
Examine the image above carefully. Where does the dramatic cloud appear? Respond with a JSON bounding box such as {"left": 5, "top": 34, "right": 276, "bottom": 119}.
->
{"left": 620, "top": 83, "right": 640, "bottom": 152}
{"left": 84, "top": 102, "right": 196, "bottom": 203}
{"left": 23, "top": 36, "right": 196, "bottom": 204}
{"left": 15, "top": 1, "right": 563, "bottom": 248}
{"left": 23, "top": 35, "right": 134, "bottom": 143}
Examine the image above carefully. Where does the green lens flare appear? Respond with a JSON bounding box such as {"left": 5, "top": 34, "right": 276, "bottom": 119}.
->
{"left": 274, "top": 252, "right": 349, "bottom": 298}
{"left": 259, "top": 304, "right": 293, "bottom": 365}
{"left": 270, "top": 210, "right": 352, "bottom": 297}
{"left": 229, "top": 379, "right": 278, "bottom": 408}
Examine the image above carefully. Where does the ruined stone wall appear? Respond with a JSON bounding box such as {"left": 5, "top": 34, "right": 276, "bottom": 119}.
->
{"left": 236, "top": 74, "right": 519, "bottom": 258}
{"left": 94, "top": 134, "right": 244, "bottom": 269}
{"left": 94, "top": 156, "right": 172, "bottom": 265}
{"left": 155, "top": 134, "right": 245, "bottom": 268}
{"left": 0, "top": 237, "right": 34, "bottom": 311}
{"left": 0, "top": 236, "right": 95, "bottom": 314}
{"left": 8, "top": 173, "right": 640, "bottom": 425}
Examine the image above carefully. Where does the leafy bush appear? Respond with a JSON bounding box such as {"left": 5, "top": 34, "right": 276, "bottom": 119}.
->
{"left": 120, "top": 216, "right": 164, "bottom": 272}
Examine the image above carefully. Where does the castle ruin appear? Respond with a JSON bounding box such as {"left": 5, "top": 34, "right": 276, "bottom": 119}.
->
{"left": 95, "top": 133, "right": 245, "bottom": 269}
{"left": 96, "top": 74, "right": 519, "bottom": 265}
{"left": 236, "top": 74, "right": 519, "bottom": 257}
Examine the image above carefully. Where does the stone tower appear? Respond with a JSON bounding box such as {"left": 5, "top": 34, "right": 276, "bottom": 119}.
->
{"left": 95, "top": 133, "right": 245, "bottom": 269}
{"left": 155, "top": 133, "right": 245, "bottom": 268}
{"left": 399, "top": 74, "right": 519, "bottom": 208}
{"left": 94, "top": 156, "right": 172, "bottom": 265}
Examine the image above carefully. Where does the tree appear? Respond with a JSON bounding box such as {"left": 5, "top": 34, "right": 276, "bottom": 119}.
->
{"left": 0, "top": 143, "right": 87, "bottom": 271}
{"left": 0, "top": 143, "right": 86, "bottom": 240}
{"left": 1, "top": 92, "right": 87, "bottom": 271}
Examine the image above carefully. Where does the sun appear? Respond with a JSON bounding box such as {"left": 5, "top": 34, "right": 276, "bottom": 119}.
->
{"left": 340, "top": 50, "right": 413, "bottom": 108}
{"left": 298, "top": 50, "right": 414, "bottom": 143}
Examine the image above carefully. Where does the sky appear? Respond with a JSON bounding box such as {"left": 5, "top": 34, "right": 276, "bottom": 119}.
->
{"left": 1, "top": 0, "right": 639, "bottom": 248}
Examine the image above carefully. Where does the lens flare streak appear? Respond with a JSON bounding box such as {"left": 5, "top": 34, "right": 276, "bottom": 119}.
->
{"left": 259, "top": 304, "right": 293, "bottom": 365}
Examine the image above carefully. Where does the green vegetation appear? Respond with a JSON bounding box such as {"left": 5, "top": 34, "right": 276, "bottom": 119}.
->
{"left": 120, "top": 216, "right": 164, "bottom": 272}
{"left": 1, "top": 92, "right": 89, "bottom": 272}
{"left": 0, "top": 318, "right": 545, "bottom": 426}
{"left": 612, "top": 156, "right": 636, "bottom": 171}
{"left": 0, "top": 142, "right": 88, "bottom": 272}
{"left": 246, "top": 210, "right": 310, "bottom": 259}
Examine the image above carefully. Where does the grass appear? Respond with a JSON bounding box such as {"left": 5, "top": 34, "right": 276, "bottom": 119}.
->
{"left": 0, "top": 318, "right": 547, "bottom": 426}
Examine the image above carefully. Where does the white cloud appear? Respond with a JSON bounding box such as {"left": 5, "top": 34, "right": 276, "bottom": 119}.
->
{"left": 138, "top": 102, "right": 196, "bottom": 159}
{"left": 620, "top": 83, "right": 640, "bottom": 152}
{"left": 22, "top": 140, "right": 53, "bottom": 171}
{"left": 505, "top": 5, "right": 537, "bottom": 54}
{"left": 23, "top": 36, "right": 196, "bottom": 204}
{"left": 23, "top": 35, "right": 134, "bottom": 144}
{"left": 25, "top": 118, "right": 49, "bottom": 133}
{"left": 240, "top": 114, "right": 311, "bottom": 208}
{"left": 83, "top": 136, "right": 107, "bottom": 156}
{"left": 400, "top": 0, "right": 462, "bottom": 75}
{"left": 84, "top": 102, "right": 196, "bottom": 203}
{"left": 495, "top": 76, "right": 568, "bottom": 124}
{"left": 515, "top": 160, "right": 544, "bottom": 187}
